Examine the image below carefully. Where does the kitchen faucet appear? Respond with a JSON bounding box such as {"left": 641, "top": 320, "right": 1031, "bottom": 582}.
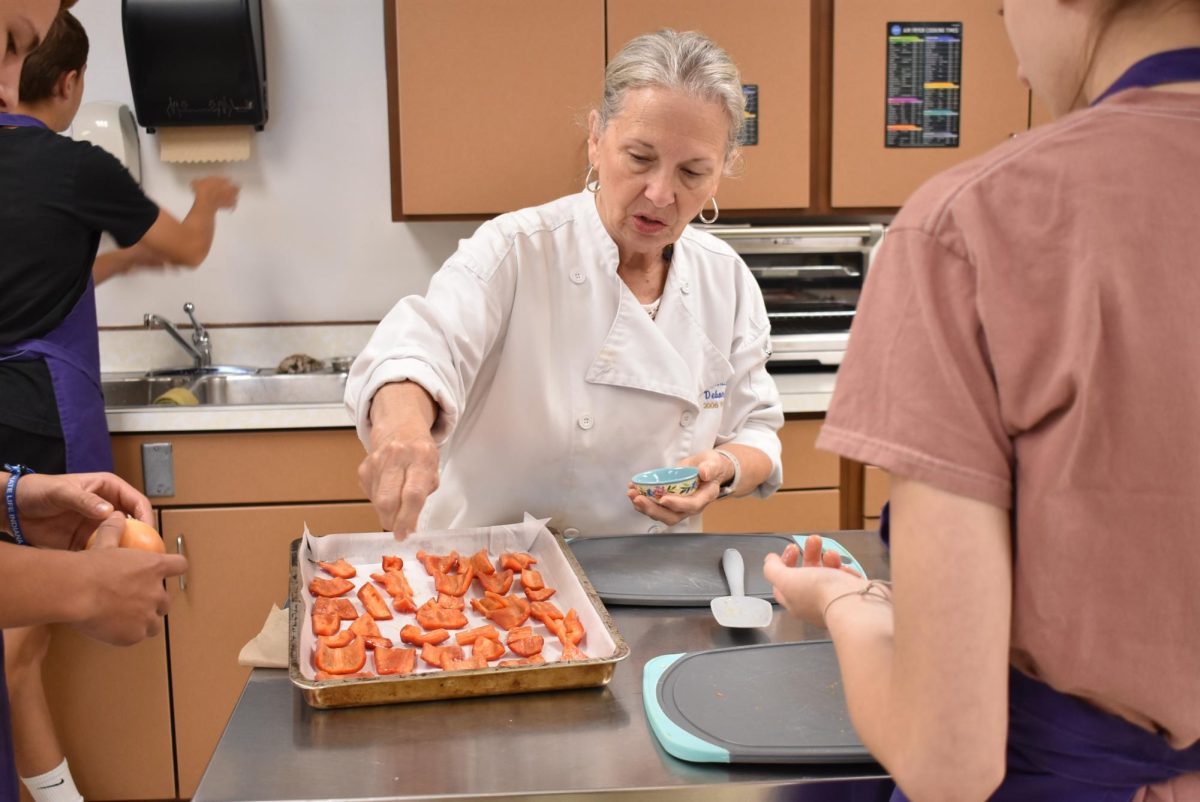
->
{"left": 144, "top": 302, "right": 211, "bottom": 370}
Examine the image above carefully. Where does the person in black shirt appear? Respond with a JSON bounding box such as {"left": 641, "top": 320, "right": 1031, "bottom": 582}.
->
{"left": 0, "top": 11, "right": 236, "bottom": 800}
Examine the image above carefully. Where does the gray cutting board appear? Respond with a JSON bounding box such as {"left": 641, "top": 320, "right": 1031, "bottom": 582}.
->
{"left": 644, "top": 640, "right": 875, "bottom": 764}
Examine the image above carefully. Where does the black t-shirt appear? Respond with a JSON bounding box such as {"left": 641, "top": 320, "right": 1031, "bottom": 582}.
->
{"left": 0, "top": 126, "right": 159, "bottom": 436}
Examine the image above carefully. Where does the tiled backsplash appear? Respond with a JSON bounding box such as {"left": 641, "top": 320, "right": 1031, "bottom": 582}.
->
{"left": 99, "top": 323, "right": 378, "bottom": 374}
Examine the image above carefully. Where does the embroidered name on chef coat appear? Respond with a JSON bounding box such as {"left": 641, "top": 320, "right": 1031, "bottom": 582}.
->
{"left": 702, "top": 383, "right": 727, "bottom": 410}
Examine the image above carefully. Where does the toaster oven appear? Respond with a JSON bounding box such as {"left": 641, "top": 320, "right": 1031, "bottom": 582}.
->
{"left": 703, "top": 224, "right": 884, "bottom": 368}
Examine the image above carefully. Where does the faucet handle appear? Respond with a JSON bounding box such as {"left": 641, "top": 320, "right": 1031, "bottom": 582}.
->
{"left": 183, "top": 303, "right": 207, "bottom": 341}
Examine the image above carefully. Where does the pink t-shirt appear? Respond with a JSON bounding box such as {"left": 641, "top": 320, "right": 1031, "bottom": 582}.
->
{"left": 818, "top": 89, "right": 1200, "bottom": 748}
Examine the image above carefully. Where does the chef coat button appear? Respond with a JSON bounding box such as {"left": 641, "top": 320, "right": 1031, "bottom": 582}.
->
{"left": 563, "top": 527, "right": 580, "bottom": 538}
{"left": 679, "top": 411, "right": 694, "bottom": 427}
{"left": 680, "top": 281, "right": 691, "bottom": 295}
{"left": 570, "top": 270, "right": 586, "bottom": 285}
{"left": 577, "top": 414, "right": 594, "bottom": 430}
{"left": 648, "top": 524, "right": 665, "bottom": 534}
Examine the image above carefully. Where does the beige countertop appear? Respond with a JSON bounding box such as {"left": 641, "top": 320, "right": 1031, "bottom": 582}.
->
{"left": 103, "top": 371, "right": 836, "bottom": 433}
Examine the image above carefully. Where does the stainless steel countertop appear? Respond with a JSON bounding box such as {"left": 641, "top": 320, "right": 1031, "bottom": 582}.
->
{"left": 194, "top": 531, "right": 890, "bottom": 801}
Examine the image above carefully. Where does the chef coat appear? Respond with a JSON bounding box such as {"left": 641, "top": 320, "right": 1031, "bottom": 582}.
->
{"left": 347, "top": 190, "right": 783, "bottom": 535}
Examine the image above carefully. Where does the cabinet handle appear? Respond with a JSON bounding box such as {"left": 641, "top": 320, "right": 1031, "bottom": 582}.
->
{"left": 177, "top": 534, "right": 187, "bottom": 592}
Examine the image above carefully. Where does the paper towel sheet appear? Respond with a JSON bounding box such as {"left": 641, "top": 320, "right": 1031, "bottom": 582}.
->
{"left": 158, "top": 125, "right": 252, "bottom": 163}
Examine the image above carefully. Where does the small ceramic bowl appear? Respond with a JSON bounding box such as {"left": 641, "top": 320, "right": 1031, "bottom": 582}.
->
{"left": 631, "top": 466, "right": 700, "bottom": 498}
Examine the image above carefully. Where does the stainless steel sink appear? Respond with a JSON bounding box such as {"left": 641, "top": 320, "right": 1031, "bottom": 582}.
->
{"left": 101, "top": 371, "right": 348, "bottom": 408}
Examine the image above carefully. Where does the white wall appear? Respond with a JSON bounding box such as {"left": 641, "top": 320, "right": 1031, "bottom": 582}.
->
{"left": 77, "top": 0, "right": 479, "bottom": 327}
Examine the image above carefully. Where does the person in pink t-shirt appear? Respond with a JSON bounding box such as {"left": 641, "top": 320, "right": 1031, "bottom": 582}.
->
{"left": 764, "top": 1, "right": 1200, "bottom": 800}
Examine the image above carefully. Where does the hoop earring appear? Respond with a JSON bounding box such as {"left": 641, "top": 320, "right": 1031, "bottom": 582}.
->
{"left": 698, "top": 197, "right": 719, "bottom": 224}
{"left": 584, "top": 165, "right": 600, "bottom": 194}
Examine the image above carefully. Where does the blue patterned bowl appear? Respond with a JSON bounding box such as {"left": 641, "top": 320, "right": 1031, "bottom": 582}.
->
{"left": 631, "top": 466, "right": 700, "bottom": 498}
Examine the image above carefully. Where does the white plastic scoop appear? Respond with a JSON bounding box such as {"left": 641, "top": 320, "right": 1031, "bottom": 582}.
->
{"left": 710, "top": 548, "right": 774, "bottom": 628}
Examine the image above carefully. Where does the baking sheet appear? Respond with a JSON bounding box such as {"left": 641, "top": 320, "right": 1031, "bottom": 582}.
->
{"left": 570, "top": 533, "right": 866, "bottom": 606}
{"left": 644, "top": 641, "right": 875, "bottom": 764}
{"left": 289, "top": 516, "right": 629, "bottom": 708}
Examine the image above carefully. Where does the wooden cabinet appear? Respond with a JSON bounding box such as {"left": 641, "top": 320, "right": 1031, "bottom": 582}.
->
{"left": 38, "top": 428, "right": 376, "bottom": 799}
{"left": 703, "top": 416, "right": 841, "bottom": 533}
{"left": 387, "top": 0, "right": 603, "bottom": 216}
{"left": 162, "top": 502, "right": 379, "bottom": 797}
{"left": 830, "top": 0, "right": 1030, "bottom": 208}
{"left": 606, "top": 0, "right": 812, "bottom": 211}
{"left": 862, "top": 464, "right": 891, "bottom": 530}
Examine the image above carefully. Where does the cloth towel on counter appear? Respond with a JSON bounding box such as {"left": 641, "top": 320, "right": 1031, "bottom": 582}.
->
{"left": 238, "top": 604, "right": 289, "bottom": 668}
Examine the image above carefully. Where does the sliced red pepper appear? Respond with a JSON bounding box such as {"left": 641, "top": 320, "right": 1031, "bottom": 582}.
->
{"left": 400, "top": 625, "right": 449, "bottom": 646}
{"left": 318, "top": 558, "right": 357, "bottom": 578}
{"left": 507, "top": 631, "right": 544, "bottom": 657}
{"left": 381, "top": 555, "right": 404, "bottom": 572}
{"left": 436, "top": 593, "right": 465, "bottom": 610}
{"left": 415, "top": 549, "right": 459, "bottom": 576}
{"left": 363, "top": 635, "right": 394, "bottom": 650}
{"left": 524, "top": 586, "right": 557, "bottom": 602}
{"left": 500, "top": 551, "right": 537, "bottom": 571}
{"left": 559, "top": 641, "right": 589, "bottom": 662}
{"left": 416, "top": 598, "right": 469, "bottom": 630}
{"left": 392, "top": 594, "right": 417, "bottom": 614}
{"left": 444, "top": 654, "right": 489, "bottom": 671}
{"left": 434, "top": 565, "right": 475, "bottom": 597}
{"left": 420, "top": 642, "right": 464, "bottom": 669}
{"left": 357, "top": 583, "right": 394, "bottom": 620}
{"left": 479, "top": 593, "right": 530, "bottom": 631}
{"left": 520, "top": 568, "right": 545, "bottom": 591}
{"left": 315, "top": 670, "right": 375, "bottom": 681}
{"left": 498, "top": 655, "right": 546, "bottom": 668}
{"left": 469, "top": 591, "right": 507, "bottom": 616}
{"left": 529, "top": 601, "right": 564, "bottom": 625}
{"left": 313, "top": 636, "right": 366, "bottom": 674}
{"left": 374, "top": 646, "right": 417, "bottom": 676}
{"left": 562, "top": 609, "right": 584, "bottom": 645}
{"left": 472, "top": 637, "right": 506, "bottom": 662}
{"left": 311, "top": 606, "right": 340, "bottom": 636}
{"left": 315, "top": 597, "right": 360, "bottom": 620}
{"left": 350, "top": 613, "right": 381, "bottom": 639}
{"left": 371, "top": 570, "right": 413, "bottom": 599}
{"left": 455, "top": 624, "right": 501, "bottom": 646}
{"left": 320, "top": 629, "right": 356, "bottom": 648}
{"left": 468, "top": 548, "right": 496, "bottom": 575}
{"left": 475, "top": 568, "right": 514, "bottom": 595}
{"left": 309, "top": 577, "right": 354, "bottom": 598}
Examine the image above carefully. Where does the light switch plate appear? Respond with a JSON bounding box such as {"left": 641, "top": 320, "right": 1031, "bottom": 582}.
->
{"left": 141, "top": 442, "right": 175, "bottom": 497}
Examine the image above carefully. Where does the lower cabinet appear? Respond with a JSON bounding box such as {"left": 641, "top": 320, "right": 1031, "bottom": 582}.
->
{"left": 161, "top": 502, "right": 380, "bottom": 798}
{"left": 862, "top": 464, "right": 891, "bottom": 531}
{"left": 702, "top": 416, "right": 843, "bottom": 533}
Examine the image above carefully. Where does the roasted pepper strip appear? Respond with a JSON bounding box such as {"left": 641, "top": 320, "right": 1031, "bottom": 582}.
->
{"left": 420, "top": 642, "right": 464, "bottom": 669}
{"left": 520, "top": 568, "right": 545, "bottom": 591}
{"left": 500, "top": 551, "right": 537, "bottom": 571}
{"left": 529, "top": 600, "right": 564, "bottom": 626}
{"left": 434, "top": 565, "right": 475, "bottom": 597}
{"left": 400, "top": 625, "right": 449, "bottom": 646}
{"left": 350, "top": 613, "right": 381, "bottom": 639}
{"left": 314, "top": 636, "right": 366, "bottom": 674}
{"left": 371, "top": 570, "right": 413, "bottom": 599}
{"left": 357, "top": 583, "right": 394, "bottom": 620}
{"left": 309, "top": 577, "right": 354, "bottom": 598}
{"left": 472, "top": 637, "right": 506, "bottom": 662}
{"left": 468, "top": 548, "right": 496, "bottom": 575}
{"left": 475, "top": 568, "right": 514, "bottom": 595}
{"left": 374, "top": 646, "right": 417, "bottom": 676}
{"left": 524, "top": 585, "right": 557, "bottom": 602}
{"left": 498, "top": 655, "right": 546, "bottom": 668}
{"left": 381, "top": 555, "right": 404, "bottom": 572}
{"left": 416, "top": 598, "right": 468, "bottom": 630}
{"left": 415, "top": 549, "right": 459, "bottom": 576}
{"left": 455, "top": 624, "right": 501, "bottom": 646}
{"left": 318, "top": 558, "right": 357, "bottom": 578}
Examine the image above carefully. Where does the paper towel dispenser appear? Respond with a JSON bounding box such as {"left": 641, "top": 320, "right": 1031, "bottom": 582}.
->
{"left": 122, "top": 0, "right": 267, "bottom": 133}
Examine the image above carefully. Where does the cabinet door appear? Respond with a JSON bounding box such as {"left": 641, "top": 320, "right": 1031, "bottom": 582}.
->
{"left": 39, "top": 629, "right": 174, "bottom": 800}
{"left": 389, "top": 0, "right": 604, "bottom": 216}
{"left": 703, "top": 489, "right": 840, "bottom": 533}
{"left": 607, "top": 0, "right": 812, "bottom": 211}
{"left": 831, "top": 0, "right": 1029, "bottom": 207}
{"left": 161, "top": 503, "right": 380, "bottom": 798}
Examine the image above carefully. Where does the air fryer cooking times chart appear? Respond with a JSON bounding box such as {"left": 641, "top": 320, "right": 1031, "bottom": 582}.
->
{"left": 885, "top": 22, "right": 963, "bottom": 148}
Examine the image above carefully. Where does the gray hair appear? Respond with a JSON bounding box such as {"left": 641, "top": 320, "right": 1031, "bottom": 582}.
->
{"left": 597, "top": 30, "right": 745, "bottom": 170}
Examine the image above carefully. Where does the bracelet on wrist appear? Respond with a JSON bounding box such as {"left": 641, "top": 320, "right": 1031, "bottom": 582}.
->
{"left": 821, "top": 579, "right": 893, "bottom": 626}
{"left": 3, "top": 463, "right": 36, "bottom": 546}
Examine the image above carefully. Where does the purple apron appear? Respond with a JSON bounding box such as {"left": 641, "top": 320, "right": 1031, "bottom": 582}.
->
{"left": 0, "top": 113, "right": 113, "bottom": 472}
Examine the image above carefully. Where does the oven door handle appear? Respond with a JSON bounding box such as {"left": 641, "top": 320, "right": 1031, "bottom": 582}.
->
{"left": 750, "top": 265, "right": 862, "bottom": 278}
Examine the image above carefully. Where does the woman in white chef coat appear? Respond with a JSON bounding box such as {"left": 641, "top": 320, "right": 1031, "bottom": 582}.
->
{"left": 347, "top": 30, "right": 784, "bottom": 538}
